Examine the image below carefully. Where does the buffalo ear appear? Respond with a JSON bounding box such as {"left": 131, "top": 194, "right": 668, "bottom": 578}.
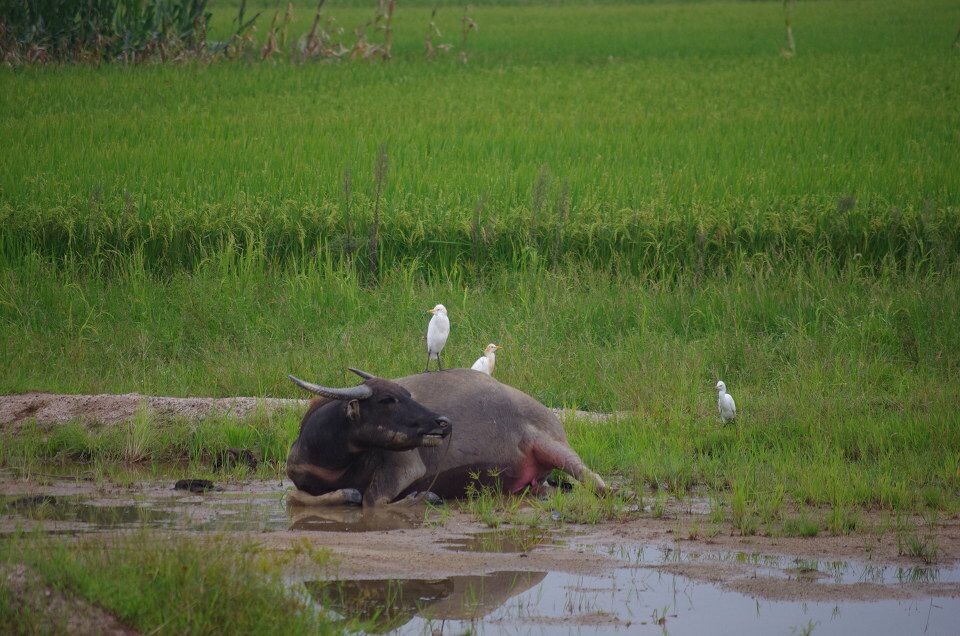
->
{"left": 345, "top": 399, "right": 361, "bottom": 423}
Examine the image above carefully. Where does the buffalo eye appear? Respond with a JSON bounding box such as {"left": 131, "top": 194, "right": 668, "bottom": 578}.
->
{"left": 379, "top": 396, "right": 397, "bottom": 405}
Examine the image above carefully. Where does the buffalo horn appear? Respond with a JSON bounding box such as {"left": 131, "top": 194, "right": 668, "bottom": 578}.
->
{"left": 287, "top": 375, "right": 373, "bottom": 400}
{"left": 347, "top": 367, "right": 376, "bottom": 380}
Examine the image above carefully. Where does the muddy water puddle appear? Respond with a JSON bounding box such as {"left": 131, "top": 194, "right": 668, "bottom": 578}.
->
{"left": 1, "top": 491, "right": 426, "bottom": 534}
{"left": 5, "top": 495, "right": 171, "bottom": 528}
{"left": 3, "top": 483, "right": 960, "bottom": 634}
{"left": 306, "top": 571, "right": 547, "bottom": 633}
{"left": 588, "top": 543, "right": 960, "bottom": 586}
{"left": 307, "top": 565, "right": 960, "bottom": 635}
{"left": 3, "top": 492, "right": 287, "bottom": 533}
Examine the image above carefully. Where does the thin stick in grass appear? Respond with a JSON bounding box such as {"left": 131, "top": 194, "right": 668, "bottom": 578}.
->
{"left": 471, "top": 195, "right": 487, "bottom": 266}
{"left": 369, "top": 144, "right": 388, "bottom": 281}
{"left": 530, "top": 166, "right": 550, "bottom": 247}
{"left": 342, "top": 166, "right": 353, "bottom": 263}
{"left": 781, "top": 0, "right": 796, "bottom": 58}
{"left": 382, "top": 0, "right": 397, "bottom": 60}
{"left": 555, "top": 179, "right": 570, "bottom": 262}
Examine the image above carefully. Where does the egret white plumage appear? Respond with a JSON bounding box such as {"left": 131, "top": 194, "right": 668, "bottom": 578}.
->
{"left": 716, "top": 380, "right": 737, "bottom": 424}
{"left": 470, "top": 343, "right": 501, "bottom": 376}
{"left": 424, "top": 303, "right": 450, "bottom": 372}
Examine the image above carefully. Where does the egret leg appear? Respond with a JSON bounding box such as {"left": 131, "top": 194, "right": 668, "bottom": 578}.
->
{"left": 438, "top": 353, "right": 444, "bottom": 371}
{"left": 424, "top": 355, "right": 431, "bottom": 373}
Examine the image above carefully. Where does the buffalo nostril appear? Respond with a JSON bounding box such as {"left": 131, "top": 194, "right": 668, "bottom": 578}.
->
{"left": 436, "top": 416, "right": 450, "bottom": 428}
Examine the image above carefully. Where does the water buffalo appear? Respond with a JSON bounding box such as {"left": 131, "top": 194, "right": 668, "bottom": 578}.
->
{"left": 286, "top": 368, "right": 607, "bottom": 506}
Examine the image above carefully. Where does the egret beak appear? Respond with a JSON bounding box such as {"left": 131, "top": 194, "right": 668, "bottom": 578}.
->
{"left": 427, "top": 308, "right": 436, "bottom": 314}
{"left": 495, "top": 345, "right": 502, "bottom": 350}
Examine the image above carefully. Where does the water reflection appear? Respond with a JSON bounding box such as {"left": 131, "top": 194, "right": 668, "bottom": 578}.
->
{"left": 583, "top": 542, "right": 960, "bottom": 586}
{"left": 4, "top": 495, "right": 169, "bottom": 528}
{"left": 440, "top": 528, "right": 558, "bottom": 553}
{"left": 305, "top": 571, "right": 546, "bottom": 633}
{"left": 304, "top": 566, "right": 960, "bottom": 636}
{"left": 287, "top": 505, "right": 425, "bottom": 533}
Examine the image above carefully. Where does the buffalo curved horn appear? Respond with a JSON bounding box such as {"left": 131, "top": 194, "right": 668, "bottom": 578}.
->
{"left": 287, "top": 375, "right": 373, "bottom": 400}
{"left": 347, "top": 367, "right": 376, "bottom": 380}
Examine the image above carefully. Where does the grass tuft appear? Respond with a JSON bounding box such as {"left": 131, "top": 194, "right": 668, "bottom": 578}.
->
{"left": 0, "top": 531, "right": 338, "bottom": 634}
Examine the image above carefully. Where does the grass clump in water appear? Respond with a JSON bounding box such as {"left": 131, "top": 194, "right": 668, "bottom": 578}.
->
{"left": 896, "top": 513, "right": 941, "bottom": 564}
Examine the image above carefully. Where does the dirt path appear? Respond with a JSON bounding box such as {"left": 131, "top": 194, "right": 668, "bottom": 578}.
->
{"left": 0, "top": 392, "right": 610, "bottom": 429}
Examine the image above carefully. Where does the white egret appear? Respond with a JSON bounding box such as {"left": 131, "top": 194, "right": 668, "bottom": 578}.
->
{"left": 424, "top": 303, "right": 450, "bottom": 372}
{"left": 471, "top": 343, "right": 501, "bottom": 376}
{"left": 716, "top": 380, "right": 737, "bottom": 424}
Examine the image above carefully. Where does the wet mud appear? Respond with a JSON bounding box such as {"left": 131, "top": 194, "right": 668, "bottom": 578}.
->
{"left": 2, "top": 475, "right": 959, "bottom": 634}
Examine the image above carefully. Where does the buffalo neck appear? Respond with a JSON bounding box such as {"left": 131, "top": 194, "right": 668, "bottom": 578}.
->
{"left": 299, "top": 400, "right": 360, "bottom": 471}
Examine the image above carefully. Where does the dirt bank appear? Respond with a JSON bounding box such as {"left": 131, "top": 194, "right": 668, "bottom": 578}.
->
{"left": 0, "top": 392, "right": 610, "bottom": 430}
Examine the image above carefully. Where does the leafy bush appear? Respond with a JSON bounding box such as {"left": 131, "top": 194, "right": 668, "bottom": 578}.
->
{"left": 0, "top": 0, "right": 215, "bottom": 64}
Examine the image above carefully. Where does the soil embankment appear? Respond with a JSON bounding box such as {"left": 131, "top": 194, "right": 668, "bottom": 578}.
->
{"left": 0, "top": 391, "right": 610, "bottom": 429}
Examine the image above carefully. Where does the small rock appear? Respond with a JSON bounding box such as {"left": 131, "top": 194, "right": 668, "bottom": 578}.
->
{"left": 174, "top": 479, "right": 215, "bottom": 493}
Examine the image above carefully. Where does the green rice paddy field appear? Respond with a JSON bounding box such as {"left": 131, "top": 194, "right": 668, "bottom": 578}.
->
{"left": 1, "top": 0, "right": 959, "bottom": 514}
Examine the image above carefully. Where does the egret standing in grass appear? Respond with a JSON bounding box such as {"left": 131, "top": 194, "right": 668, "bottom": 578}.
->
{"left": 424, "top": 304, "right": 450, "bottom": 372}
{"left": 471, "top": 343, "right": 501, "bottom": 376}
{"left": 716, "top": 380, "right": 737, "bottom": 424}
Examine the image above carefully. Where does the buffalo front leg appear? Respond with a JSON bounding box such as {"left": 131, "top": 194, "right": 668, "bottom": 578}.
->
{"left": 287, "top": 488, "right": 362, "bottom": 507}
{"left": 362, "top": 455, "right": 428, "bottom": 506}
{"left": 531, "top": 438, "right": 608, "bottom": 494}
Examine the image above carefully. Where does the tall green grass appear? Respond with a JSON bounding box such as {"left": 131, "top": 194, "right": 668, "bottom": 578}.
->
{"left": 3, "top": 194, "right": 956, "bottom": 278}
{"left": 3, "top": 250, "right": 958, "bottom": 412}
{"left": 1, "top": 0, "right": 957, "bottom": 275}
{"left": 567, "top": 411, "right": 960, "bottom": 515}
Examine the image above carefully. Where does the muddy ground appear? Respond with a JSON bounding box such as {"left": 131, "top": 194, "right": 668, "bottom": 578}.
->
{"left": 7, "top": 482, "right": 960, "bottom": 633}
{"left": 3, "top": 476, "right": 959, "bottom": 604}
{"left": 3, "top": 481, "right": 960, "bottom": 634}
{"left": 2, "top": 392, "right": 959, "bottom": 633}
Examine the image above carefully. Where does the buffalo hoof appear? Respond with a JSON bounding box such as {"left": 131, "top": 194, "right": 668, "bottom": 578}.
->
{"left": 343, "top": 489, "right": 362, "bottom": 505}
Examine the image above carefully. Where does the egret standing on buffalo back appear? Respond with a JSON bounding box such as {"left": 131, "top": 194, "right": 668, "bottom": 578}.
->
{"left": 425, "top": 303, "right": 450, "bottom": 372}
{"left": 471, "top": 343, "right": 501, "bottom": 376}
